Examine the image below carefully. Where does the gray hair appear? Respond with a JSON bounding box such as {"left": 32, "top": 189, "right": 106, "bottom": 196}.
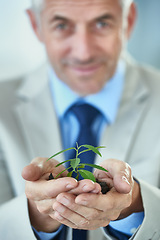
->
{"left": 31, "top": 0, "right": 44, "bottom": 14}
{"left": 120, "top": 0, "right": 133, "bottom": 7}
{"left": 31, "top": 0, "right": 133, "bottom": 14}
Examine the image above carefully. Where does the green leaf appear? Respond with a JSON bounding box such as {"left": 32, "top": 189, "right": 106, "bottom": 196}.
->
{"left": 96, "top": 146, "right": 106, "bottom": 149}
{"left": 54, "top": 166, "right": 71, "bottom": 179}
{"left": 78, "top": 164, "right": 85, "bottom": 169}
{"left": 71, "top": 158, "right": 80, "bottom": 170}
{"left": 80, "top": 145, "right": 102, "bottom": 157}
{"left": 67, "top": 171, "right": 73, "bottom": 177}
{"left": 47, "top": 147, "right": 75, "bottom": 161}
{"left": 77, "top": 146, "right": 106, "bottom": 156}
{"left": 79, "top": 169, "right": 96, "bottom": 182}
{"left": 75, "top": 173, "right": 79, "bottom": 180}
{"left": 78, "top": 148, "right": 92, "bottom": 155}
{"left": 82, "top": 163, "right": 108, "bottom": 173}
{"left": 55, "top": 158, "right": 76, "bottom": 167}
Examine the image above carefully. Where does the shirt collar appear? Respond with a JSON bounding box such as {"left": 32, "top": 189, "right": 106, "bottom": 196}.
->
{"left": 49, "top": 60, "right": 125, "bottom": 124}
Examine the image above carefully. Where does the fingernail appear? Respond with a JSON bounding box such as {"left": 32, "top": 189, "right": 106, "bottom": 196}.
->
{"left": 91, "top": 189, "right": 100, "bottom": 194}
{"left": 59, "top": 196, "right": 70, "bottom": 206}
{"left": 83, "top": 184, "right": 90, "bottom": 191}
{"left": 122, "top": 176, "right": 130, "bottom": 185}
{"left": 82, "top": 182, "right": 94, "bottom": 191}
{"left": 66, "top": 179, "right": 77, "bottom": 189}
{"left": 66, "top": 184, "right": 75, "bottom": 189}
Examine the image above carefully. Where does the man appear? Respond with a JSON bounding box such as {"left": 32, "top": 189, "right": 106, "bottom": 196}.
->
{"left": 0, "top": 0, "right": 160, "bottom": 239}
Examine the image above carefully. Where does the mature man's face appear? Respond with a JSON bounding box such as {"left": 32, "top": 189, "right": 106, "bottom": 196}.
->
{"left": 31, "top": 0, "right": 134, "bottom": 96}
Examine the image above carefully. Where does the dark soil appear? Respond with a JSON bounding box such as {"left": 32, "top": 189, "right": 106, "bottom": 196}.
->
{"left": 49, "top": 173, "right": 54, "bottom": 180}
{"left": 96, "top": 179, "right": 109, "bottom": 194}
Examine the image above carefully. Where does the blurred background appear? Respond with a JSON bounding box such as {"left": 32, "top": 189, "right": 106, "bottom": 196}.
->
{"left": 0, "top": 0, "right": 46, "bottom": 80}
{"left": 128, "top": 0, "right": 160, "bottom": 69}
{"left": 0, "top": 0, "right": 160, "bottom": 81}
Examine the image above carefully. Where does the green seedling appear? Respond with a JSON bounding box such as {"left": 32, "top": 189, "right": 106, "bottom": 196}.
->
{"left": 47, "top": 143, "right": 108, "bottom": 182}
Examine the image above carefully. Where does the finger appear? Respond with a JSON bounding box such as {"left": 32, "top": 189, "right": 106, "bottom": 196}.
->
{"left": 53, "top": 209, "right": 109, "bottom": 230}
{"left": 25, "top": 177, "right": 78, "bottom": 201}
{"left": 69, "top": 179, "right": 101, "bottom": 195}
{"left": 75, "top": 188, "right": 132, "bottom": 213}
{"left": 35, "top": 199, "right": 55, "bottom": 215}
{"left": 52, "top": 211, "right": 80, "bottom": 229}
{"left": 22, "top": 163, "right": 42, "bottom": 181}
{"left": 53, "top": 201, "right": 89, "bottom": 228}
{"left": 53, "top": 198, "right": 109, "bottom": 230}
{"left": 55, "top": 192, "right": 102, "bottom": 221}
{"left": 22, "top": 157, "right": 67, "bottom": 181}
{"left": 75, "top": 192, "right": 105, "bottom": 210}
{"left": 94, "top": 159, "right": 132, "bottom": 194}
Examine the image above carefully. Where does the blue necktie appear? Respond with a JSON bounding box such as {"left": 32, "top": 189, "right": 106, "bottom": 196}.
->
{"left": 69, "top": 103, "right": 100, "bottom": 174}
{"left": 69, "top": 103, "right": 100, "bottom": 240}
{"left": 62, "top": 104, "right": 128, "bottom": 240}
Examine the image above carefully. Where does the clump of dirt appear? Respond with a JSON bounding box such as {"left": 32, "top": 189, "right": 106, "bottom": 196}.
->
{"left": 96, "top": 179, "right": 109, "bottom": 194}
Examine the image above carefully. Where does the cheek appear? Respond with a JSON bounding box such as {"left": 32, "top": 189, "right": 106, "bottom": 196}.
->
{"left": 46, "top": 39, "right": 71, "bottom": 67}
{"left": 44, "top": 41, "right": 63, "bottom": 64}
{"left": 105, "top": 39, "right": 122, "bottom": 68}
{"left": 41, "top": 30, "right": 64, "bottom": 63}
{"left": 116, "top": 29, "right": 125, "bottom": 51}
{"left": 108, "top": 29, "right": 124, "bottom": 53}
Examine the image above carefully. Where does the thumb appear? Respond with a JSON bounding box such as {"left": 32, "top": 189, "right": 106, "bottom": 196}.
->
{"left": 21, "top": 163, "right": 42, "bottom": 181}
{"left": 21, "top": 157, "right": 49, "bottom": 181}
{"left": 113, "top": 172, "right": 132, "bottom": 194}
{"left": 95, "top": 159, "right": 132, "bottom": 194}
{"left": 21, "top": 157, "right": 66, "bottom": 182}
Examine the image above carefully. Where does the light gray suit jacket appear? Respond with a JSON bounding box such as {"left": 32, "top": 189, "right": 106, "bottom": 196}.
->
{"left": 0, "top": 53, "right": 160, "bottom": 240}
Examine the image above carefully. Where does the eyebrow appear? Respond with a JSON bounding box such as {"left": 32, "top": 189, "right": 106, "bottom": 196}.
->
{"left": 94, "top": 13, "right": 115, "bottom": 22}
{"left": 50, "top": 13, "right": 114, "bottom": 24}
{"left": 50, "top": 15, "right": 68, "bottom": 23}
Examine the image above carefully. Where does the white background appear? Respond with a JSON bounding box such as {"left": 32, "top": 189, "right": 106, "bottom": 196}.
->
{"left": 0, "top": 0, "right": 46, "bottom": 80}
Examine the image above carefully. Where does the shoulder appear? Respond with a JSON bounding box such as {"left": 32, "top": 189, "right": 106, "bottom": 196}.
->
{"left": 123, "top": 52, "right": 160, "bottom": 92}
{"left": 0, "top": 63, "right": 48, "bottom": 108}
{"left": 0, "top": 77, "right": 22, "bottom": 108}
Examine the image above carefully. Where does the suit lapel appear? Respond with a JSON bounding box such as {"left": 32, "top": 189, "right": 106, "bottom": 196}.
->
{"left": 14, "top": 64, "right": 63, "bottom": 162}
{"left": 14, "top": 57, "right": 151, "bottom": 167}
{"left": 96, "top": 57, "right": 150, "bottom": 165}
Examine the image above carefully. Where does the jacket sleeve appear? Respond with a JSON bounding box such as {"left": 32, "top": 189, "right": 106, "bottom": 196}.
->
{"left": 130, "top": 180, "right": 160, "bottom": 239}
{"left": 0, "top": 143, "right": 14, "bottom": 205}
{"left": 101, "top": 180, "right": 160, "bottom": 240}
{"left": 0, "top": 194, "right": 36, "bottom": 240}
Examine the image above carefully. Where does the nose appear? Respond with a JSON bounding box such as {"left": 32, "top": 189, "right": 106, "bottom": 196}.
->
{"left": 71, "top": 28, "right": 94, "bottom": 62}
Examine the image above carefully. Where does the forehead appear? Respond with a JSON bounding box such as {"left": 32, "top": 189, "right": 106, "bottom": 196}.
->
{"left": 43, "top": 0, "right": 121, "bottom": 7}
{"left": 44, "top": 0, "right": 119, "bottom": 5}
{"left": 42, "top": 0, "right": 122, "bottom": 20}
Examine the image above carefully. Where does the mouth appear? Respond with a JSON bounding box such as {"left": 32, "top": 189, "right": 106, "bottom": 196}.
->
{"left": 68, "top": 63, "right": 102, "bottom": 76}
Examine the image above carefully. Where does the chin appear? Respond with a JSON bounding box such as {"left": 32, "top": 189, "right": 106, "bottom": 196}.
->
{"left": 74, "top": 82, "right": 105, "bottom": 96}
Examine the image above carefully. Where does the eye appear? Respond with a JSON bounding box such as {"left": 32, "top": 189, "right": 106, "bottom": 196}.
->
{"left": 96, "top": 20, "right": 108, "bottom": 29}
{"left": 56, "top": 22, "right": 68, "bottom": 30}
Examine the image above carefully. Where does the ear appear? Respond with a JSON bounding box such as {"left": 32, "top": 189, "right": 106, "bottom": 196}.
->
{"left": 126, "top": 2, "right": 137, "bottom": 39}
{"left": 26, "top": 9, "right": 43, "bottom": 42}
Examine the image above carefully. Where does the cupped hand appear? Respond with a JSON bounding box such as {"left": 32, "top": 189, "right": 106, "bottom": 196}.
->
{"left": 21, "top": 157, "right": 101, "bottom": 232}
{"left": 22, "top": 157, "right": 78, "bottom": 232}
{"left": 52, "top": 159, "right": 143, "bottom": 230}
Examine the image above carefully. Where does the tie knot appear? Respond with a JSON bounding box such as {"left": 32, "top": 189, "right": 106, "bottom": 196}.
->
{"left": 70, "top": 103, "right": 100, "bottom": 126}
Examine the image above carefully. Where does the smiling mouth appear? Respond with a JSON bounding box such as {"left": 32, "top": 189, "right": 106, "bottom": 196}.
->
{"left": 69, "top": 63, "right": 102, "bottom": 76}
